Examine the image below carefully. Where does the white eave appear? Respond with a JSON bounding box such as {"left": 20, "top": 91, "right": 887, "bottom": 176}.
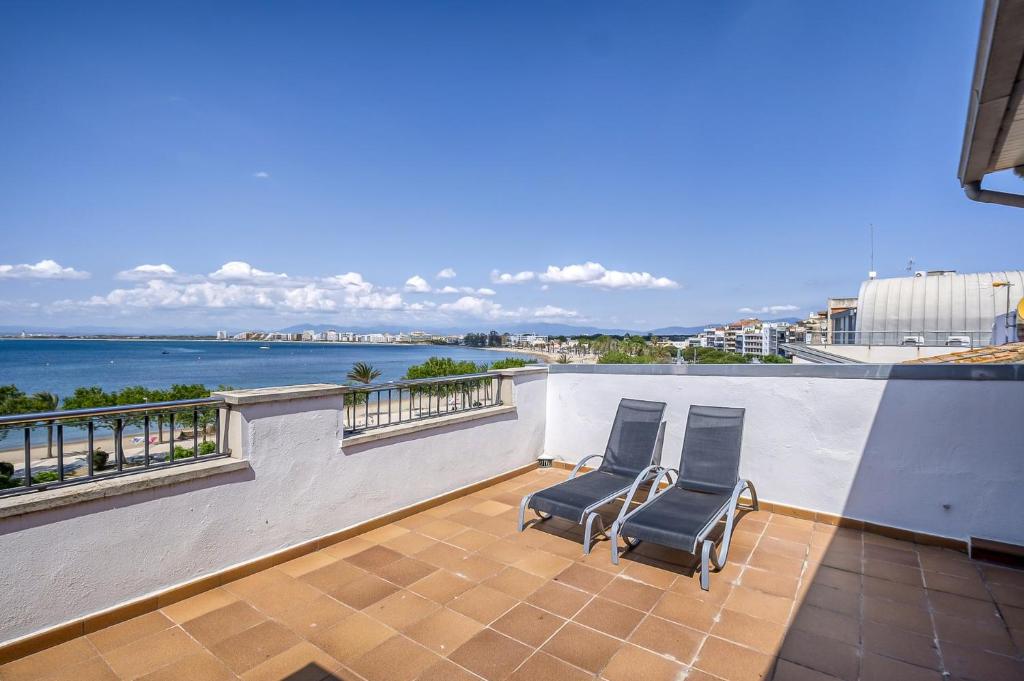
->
{"left": 958, "top": 0, "right": 1024, "bottom": 204}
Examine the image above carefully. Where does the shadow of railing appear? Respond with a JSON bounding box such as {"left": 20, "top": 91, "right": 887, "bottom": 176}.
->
{"left": 282, "top": 662, "right": 350, "bottom": 680}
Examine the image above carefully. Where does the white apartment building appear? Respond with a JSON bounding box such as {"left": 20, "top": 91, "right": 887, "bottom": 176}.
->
{"left": 507, "top": 333, "right": 549, "bottom": 347}
{"left": 698, "top": 320, "right": 786, "bottom": 357}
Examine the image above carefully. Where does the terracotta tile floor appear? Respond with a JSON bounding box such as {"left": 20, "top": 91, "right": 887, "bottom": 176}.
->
{"left": 3, "top": 468, "right": 1024, "bottom": 681}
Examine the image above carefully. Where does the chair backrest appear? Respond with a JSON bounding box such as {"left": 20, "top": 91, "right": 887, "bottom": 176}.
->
{"left": 677, "top": 405, "right": 745, "bottom": 495}
{"left": 599, "top": 398, "right": 667, "bottom": 478}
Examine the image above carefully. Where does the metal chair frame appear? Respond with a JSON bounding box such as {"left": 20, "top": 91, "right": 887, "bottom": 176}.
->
{"left": 609, "top": 474, "right": 758, "bottom": 590}
{"left": 518, "top": 418, "right": 666, "bottom": 554}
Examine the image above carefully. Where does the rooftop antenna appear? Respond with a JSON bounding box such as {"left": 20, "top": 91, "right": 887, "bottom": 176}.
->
{"left": 905, "top": 258, "right": 916, "bottom": 274}
{"left": 868, "top": 224, "right": 877, "bottom": 279}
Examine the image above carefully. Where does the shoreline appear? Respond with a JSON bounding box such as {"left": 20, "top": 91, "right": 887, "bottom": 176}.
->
{"left": 472, "top": 345, "right": 596, "bottom": 364}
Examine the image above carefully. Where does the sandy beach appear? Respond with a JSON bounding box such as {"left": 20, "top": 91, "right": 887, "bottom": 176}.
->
{"left": 0, "top": 429, "right": 211, "bottom": 467}
{"left": 473, "top": 345, "right": 596, "bottom": 364}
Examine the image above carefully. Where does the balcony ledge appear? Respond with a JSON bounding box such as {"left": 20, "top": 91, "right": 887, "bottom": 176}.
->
{"left": 342, "top": 404, "right": 517, "bottom": 447}
{"left": 212, "top": 383, "right": 344, "bottom": 405}
{"left": 0, "top": 458, "right": 251, "bottom": 520}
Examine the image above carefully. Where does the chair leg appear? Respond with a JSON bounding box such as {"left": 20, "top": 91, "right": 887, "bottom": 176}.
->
{"left": 743, "top": 481, "right": 759, "bottom": 511}
{"left": 610, "top": 521, "right": 621, "bottom": 565}
{"left": 517, "top": 494, "right": 533, "bottom": 532}
{"left": 583, "top": 512, "right": 605, "bottom": 555}
{"left": 701, "top": 540, "right": 716, "bottom": 591}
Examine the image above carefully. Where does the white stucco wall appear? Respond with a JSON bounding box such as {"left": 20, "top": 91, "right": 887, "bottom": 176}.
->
{"left": 0, "top": 371, "right": 546, "bottom": 644}
{"left": 545, "top": 367, "right": 1024, "bottom": 547}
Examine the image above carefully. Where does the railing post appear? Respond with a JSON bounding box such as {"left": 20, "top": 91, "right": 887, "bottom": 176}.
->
{"left": 23, "top": 428, "right": 31, "bottom": 487}
{"left": 57, "top": 424, "right": 64, "bottom": 482}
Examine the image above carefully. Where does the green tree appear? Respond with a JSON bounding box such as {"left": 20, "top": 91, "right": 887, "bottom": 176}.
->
{"left": 0, "top": 385, "right": 35, "bottom": 444}
{"left": 343, "top": 362, "right": 381, "bottom": 415}
{"left": 489, "top": 358, "right": 537, "bottom": 370}
{"left": 165, "top": 384, "right": 217, "bottom": 443}
{"left": 346, "top": 362, "right": 382, "bottom": 385}
{"left": 405, "top": 357, "right": 487, "bottom": 380}
{"left": 404, "top": 357, "right": 489, "bottom": 402}
{"left": 681, "top": 347, "right": 752, "bottom": 364}
{"left": 30, "top": 392, "right": 60, "bottom": 459}
{"left": 63, "top": 386, "right": 124, "bottom": 465}
{"left": 598, "top": 351, "right": 654, "bottom": 364}
{"left": 760, "top": 354, "right": 791, "bottom": 364}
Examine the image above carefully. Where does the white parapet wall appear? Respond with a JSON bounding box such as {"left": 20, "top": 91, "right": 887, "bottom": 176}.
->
{"left": 0, "top": 368, "right": 547, "bottom": 644}
{"left": 545, "top": 364, "right": 1024, "bottom": 548}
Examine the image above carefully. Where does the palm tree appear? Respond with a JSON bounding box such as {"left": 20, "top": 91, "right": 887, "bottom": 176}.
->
{"left": 31, "top": 392, "right": 59, "bottom": 459}
{"left": 344, "top": 362, "right": 381, "bottom": 427}
{"left": 346, "top": 362, "right": 381, "bottom": 385}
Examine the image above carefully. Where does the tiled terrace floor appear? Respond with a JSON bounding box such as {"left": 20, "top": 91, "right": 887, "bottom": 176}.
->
{"left": 3, "top": 468, "right": 1024, "bottom": 681}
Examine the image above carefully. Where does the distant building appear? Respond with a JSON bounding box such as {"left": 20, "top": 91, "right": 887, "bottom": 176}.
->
{"left": 507, "top": 333, "right": 548, "bottom": 347}
{"left": 216, "top": 330, "right": 227, "bottom": 340}
{"left": 697, "top": 319, "right": 786, "bottom": 357}
{"left": 788, "top": 270, "right": 1024, "bottom": 364}
{"left": 855, "top": 270, "right": 1023, "bottom": 347}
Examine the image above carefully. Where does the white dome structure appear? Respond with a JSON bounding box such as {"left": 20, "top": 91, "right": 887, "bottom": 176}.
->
{"left": 855, "top": 270, "right": 1024, "bottom": 346}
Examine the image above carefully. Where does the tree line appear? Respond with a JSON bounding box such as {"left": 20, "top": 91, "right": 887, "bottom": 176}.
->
{"left": 0, "top": 383, "right": 229, "bottom": 450}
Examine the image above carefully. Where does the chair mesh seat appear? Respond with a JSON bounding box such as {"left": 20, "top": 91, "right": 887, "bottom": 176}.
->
{"left": 529, "top": 471, "right": 636, "bottom": 522}
{"left": 526, "top": 398, "right": 666, "bottom": 526}
{"left": 620, "top": 486, "right": 730, "bottom": 553}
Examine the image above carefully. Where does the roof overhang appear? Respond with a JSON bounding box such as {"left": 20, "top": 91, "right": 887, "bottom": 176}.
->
{"left": 958, "top": 0, "right": 1024, "bottom": 207}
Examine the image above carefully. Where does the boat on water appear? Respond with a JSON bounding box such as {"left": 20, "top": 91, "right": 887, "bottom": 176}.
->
{"left": 258, "top": 346, "right": 271, "bottom": 350}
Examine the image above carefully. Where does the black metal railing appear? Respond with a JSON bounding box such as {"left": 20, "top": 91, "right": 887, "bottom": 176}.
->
{"left": 0, "top": 398, "right": 229, "bottom": 497}
{"left": 809, "top": 330, "right": 989, "bottom": 348}
{"left": 343, "top": 373, "right": 502, "bottom": 434}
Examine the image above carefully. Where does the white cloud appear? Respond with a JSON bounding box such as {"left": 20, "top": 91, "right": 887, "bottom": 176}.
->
{"left": 437, "top": 285, "right": 461, "bottom": 294}
{"left": 540, "top": 262, "right": 678, "bottom": 290}
{"left": 209, "top": 261, "right": 287, "bottom": 282}
{"left": 117, "top": 264, "right": 177, "bottom": 280}
{"left": 0, "top": 259, "right": 89, "bottom": 280}
{"left": 76, "top": 277, "right": 407, "bottom": 314}
{"left": 737, "top": 304, "right": 800, "bottom": 315}
{"left": 490, "top": 269, "right": 535, "bottom": 284}
{"left": 253, "top": 171, "right": 270, "bottom": 179}
{"left": 534, "top": 305, "right": 578, "bottom": 318}
{"left": 436, "top": 267, "right": 457, "bottom": 279}
{"left": 343, "top": 291, "right": 405, "bottom": 310}
{"left": 538, "top": 262, "right": 606, "bottom": 284}
{"left": 404, "top": 275, "right": 432, "bottom": 293}
{"left": 476, "top": 288, "right": 496, "bottom": 297}
{"left": 322, "top": 272, "right": 373, "bottom": 293}
{"left": 283, "top": 285, "right": 338, "bottom": 311}
{"left": 438, "top": 296, "right": 512, "bottom": 319}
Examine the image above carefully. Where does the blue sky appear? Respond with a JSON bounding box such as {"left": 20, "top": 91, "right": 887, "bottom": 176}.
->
{"left": 1, "top": 1, "right": 1019, "bottom": 333}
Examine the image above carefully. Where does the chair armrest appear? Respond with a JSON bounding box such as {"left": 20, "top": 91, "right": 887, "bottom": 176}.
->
{"left": 648, "top": 468, "right": 677, "bottom": 501}
{"left": 729, "top": 479, "right": 750, "bottom": 507}
{"left": 613, "top": 465, "right": 666, "bottom": 525}
{"left": 570, "top": 454, "right": 604, "bottom": 479}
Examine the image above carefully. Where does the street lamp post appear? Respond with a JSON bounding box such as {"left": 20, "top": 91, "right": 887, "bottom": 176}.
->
{"left": 993, "top": 281, "right": 1015, "bottom": 329}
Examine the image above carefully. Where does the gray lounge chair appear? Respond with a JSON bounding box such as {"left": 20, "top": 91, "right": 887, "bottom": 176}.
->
{"left": 609, "top": 405, "right": 758, "bottom": 590}
{"left": 518, "top": 398, "right": 668, "bottom": 554}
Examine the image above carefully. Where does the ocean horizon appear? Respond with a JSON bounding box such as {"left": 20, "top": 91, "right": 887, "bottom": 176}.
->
{"left": 0, "top": 339, "right": 536, "bottom": 398}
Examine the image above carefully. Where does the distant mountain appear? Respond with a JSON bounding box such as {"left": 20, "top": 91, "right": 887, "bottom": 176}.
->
{"left": 648, "top": 325, "right": 713, "bottom": 336}
{"left": 649, "top": 317, "right": 800, "bottom": 336}
{"left": 276, "top": 322, "right": 639, "bottom": 336}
